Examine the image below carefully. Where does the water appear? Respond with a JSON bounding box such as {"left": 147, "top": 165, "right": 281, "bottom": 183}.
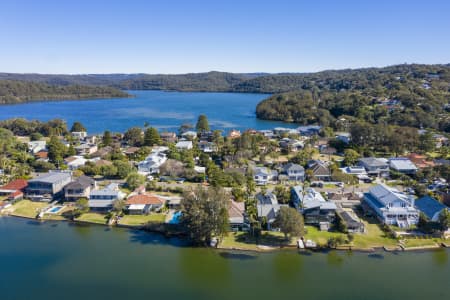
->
{"left": 1, "top": 216, "right": 449, "bottom": 300}
{"left": 0, "top": 90, "right": 297, "bottom": 133}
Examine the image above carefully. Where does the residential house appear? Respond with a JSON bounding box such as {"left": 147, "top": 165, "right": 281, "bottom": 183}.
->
{"left": 407, "top": 153, "right": 435, "bottom": 169}
{"left": 64, "top": 156, "right": 87, "bottom": 170}
{"left": 123, "top": 147, "right": 140, "bottom": 157}
{"left": 308, "top": 161, "right": 331, "bottom": 181}
{"left": 363, "top": 184, "right": 419, "bottom": 228}
{"left": 335, "top": 132, "right": 351, "bottom": 144}
{"left": 389, "top": 158, "right": 418, "bottom": 175}
{"left": 227, "top": 130, "right": 241, "bottom": 139}
{"left": 282, "top": 163, "right": 305, "bottom": 181}
{"left": 27, "top": 171, "right": 72, "bottom": 201}
{"left": 85, "top": 135, "right": 97, "bottom": 144}
{"left": 175, "top": 140, "right": 193, "bottom": 150}
{"left": 137, "top": 151, "right": 167, "bottom": 174}
{"left": 415, "top": 195, "right": 449, "bottom": 222}
{"left": 297, "top": 125, "right": 322, "bottom": 136}
{"left": 91, "top": 146, "right": 113, "bottom": 159}
{"left": 75, "top": 144, "right": 98, "bottom": 156}
{"left": 126, "top": 193, "right": 165, "bottom": 215}
{"left": 433, "top": 134, "right": 449, "bottom": 148}
{"left": 34, "top": 150, "right": 49, "bottom": 162}
{"left": 0, "top": 179, "right": 28, "bottom": 201}
{"left": 253, "top": 167, "right": 278, "bottom": 185}
{"left": 71, "top": 131, "right": 87, "bottom": 140}
{"left": 198, "top": 141, "right": 217, "bottom": 153}
{"left": 89, "top": 183, "right": 125, "bottom": 212}
{"left": 228, "top": 200, "right": 247, "bottom": 231}
{"left": 291, "top": 186, "right": 337, "bottom": 229}
{"left": 279, "top": 138, "right": 304, "bottom": 153}
{"left": 181, "top": 131, "right": 197, "bottom": 140}
{"left": 160, "top": 132, "right": 177, "bottom": 143}
{"left": 339, "top": 209, "right": 365, "bottom": 233}
{"left": 64, "top": 176, "right": 96, "bottom": 202}
{"left": 357, "top": 157, "right": 389, "bottom": 177}
{"left": 28, "top": 140, "right": 46, "bottom": 154}
{"left": 256, "top": 192, "right": 283, "bottom": 230}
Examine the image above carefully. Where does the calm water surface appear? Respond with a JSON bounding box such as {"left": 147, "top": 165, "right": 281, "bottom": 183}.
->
{"left": 0, "top": 217, "right": 449, "bottom": 300}
{"left": 0, "top": 91, "right": 298, "bottom": 133}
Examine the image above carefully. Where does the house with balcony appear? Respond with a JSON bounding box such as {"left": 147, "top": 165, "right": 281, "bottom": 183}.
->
{"left": 282, "top": 163, "right": 305, "bottom": 181}
{"left": 253, "top": 167, "right": 278, "bottom": 185}
{"left": 291, "top": 186, "right": 337, "bottom": 230}
{"left": 64, "top": 176, "right": 96, "bottom": 202}
{"left": 89, "top": 183, "right": 126, "bottom": 212}
{"left": 27, "top": 171, "right": 72, "bottom": 201}
{"left": 137, "top": 151, "right": 168, "bottom": 174}
{"left": 363, "top": 184, "right": 419, "bottom": 228}
{"left": 357, "top": 157, "right": 389, "bottom": 177}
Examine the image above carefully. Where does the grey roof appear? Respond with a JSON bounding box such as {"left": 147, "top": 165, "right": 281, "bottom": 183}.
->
{"left": 65, "top": 176, "right": 94, "bottom": 190}
{"left": 29, "top": 171, "right": 71, "bottom": 184}
{"left": 366, "top": 184, "right": 412, "bottom": 208}
{"left": 358, "top": 157, "right": 388, "bottom": 167}
{"left": 88, "top": 200, "right": 114, "bottom": 208}
{"left": 283, "top": 163, "right": 305, "bottom": 173}
{"left": 389, "top": 158, "right": 418, "bottom": 171}
{"left": 415, "top": 196, "right": 448, "bottom": 220}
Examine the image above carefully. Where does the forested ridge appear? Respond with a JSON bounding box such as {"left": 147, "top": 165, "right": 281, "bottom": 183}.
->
{"left": 0, "top": 80, "right": 131, "bottom": 104}
{"left": 255, "top": 64, "right": 450, "bottom": 134}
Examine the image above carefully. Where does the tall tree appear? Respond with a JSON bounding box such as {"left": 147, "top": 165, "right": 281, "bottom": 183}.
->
{"left": 274, "top": 206, "right": 304, "bottom": 240}
{"left": 102, "top": 130, "right": 112, "bottom": 146}
{"left": 70, "top": 121, "right": 86, "bottom": 132}
{"left": 123, "top": 127, "right": 143, "bottom": 146}
{"left": 196, "top": 114, "right": 210, "bottom": 133}
{"left": 181, "top": 186, "right": 229, "bottom": 245}
{"left": 47, "top": 135, "right": 66, "bottom": 166}
{"left": 144, "top": 127, "right": 161, "bottom": 146}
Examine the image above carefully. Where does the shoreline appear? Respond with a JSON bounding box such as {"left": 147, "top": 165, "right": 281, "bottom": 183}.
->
{"left": 3, "top": 214, "right": 446, "bottom": 254}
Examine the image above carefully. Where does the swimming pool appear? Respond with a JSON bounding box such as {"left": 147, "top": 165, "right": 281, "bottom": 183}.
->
{"left": 47, "top": 206, "right": 63, "bottom": 214}
{"left": 169, "top": 211, "right": 182, "bottom": 224}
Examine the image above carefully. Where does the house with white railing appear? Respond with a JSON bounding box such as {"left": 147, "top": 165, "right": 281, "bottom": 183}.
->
{"left": 363, "top": 184, "right": 419, "bottom": 228}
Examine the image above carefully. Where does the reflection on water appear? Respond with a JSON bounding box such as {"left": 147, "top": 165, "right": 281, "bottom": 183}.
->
{"left": 272, "top": 251, "right": 303, "bottom": 282}
{"left": 218, "top": 251, "right": 258, "bottom": 260}
{"left": 327, "top": 251, "right": 344, "bottom": 267}
{"left": 432, "top": 248, "right": 449, "bottom": 266}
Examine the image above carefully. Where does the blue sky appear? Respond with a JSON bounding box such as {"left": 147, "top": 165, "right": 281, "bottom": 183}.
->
{"left": 0, "top": 0, "right": 449, "bottom": 74}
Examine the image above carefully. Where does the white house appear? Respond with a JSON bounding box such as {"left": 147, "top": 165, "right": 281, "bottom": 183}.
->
{"left": 28, "top": 141, "right": 46, "bottom": 154}
{"left": 138, "top": 151, "right": 167, "bottom": 174}
{"left": 363, "top": 184, "right": 419, "bottom": 228}
{"left": 89, "top": 183, "right": 126, "bottom": 211}
{"left": 71, "top": 131, "right": 87, "bottom": 140}
{"left": 389, "top": 158, "right": 418, "bottom": 175}
{"left": 253, "top": 167, "right": 278, "bottom": 185}
{"left": 176, "top": 140, "right": 193, "bottom": 150}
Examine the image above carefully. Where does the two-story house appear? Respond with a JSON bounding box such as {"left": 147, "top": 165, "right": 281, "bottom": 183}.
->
{"left": 282, "top": 163, "right": 305, "bottom": 181}
{"left": 253, "top": 167, "right": 278, "bottom": 185}
{"left": 64, "top": 176, "right": 96, "bottom": 202}
{"left": 89, "top": 183, "right": 126, "bottom": 212}
{"left": 363, "top": 184, "right": 419, "bottom": 228}
{"left": 357, "top": 157, "right": 390, "bottom": 177}
{"left": 27, "top": 171, "right": 72, "bottom": 201}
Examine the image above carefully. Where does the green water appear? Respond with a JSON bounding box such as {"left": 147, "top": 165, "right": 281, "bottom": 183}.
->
{"left": 0, "top": 216, "right": 449, "bottom": 300}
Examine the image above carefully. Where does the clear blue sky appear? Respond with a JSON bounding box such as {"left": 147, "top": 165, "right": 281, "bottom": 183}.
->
{"left": 0, "top": 0, "right": 449, "bottom": 74}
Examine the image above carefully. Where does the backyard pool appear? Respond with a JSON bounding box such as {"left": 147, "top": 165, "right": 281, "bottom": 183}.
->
{"left": 46, "top": 206, "right": 63, "bottom": 214}
{"left": 169, "top": 211, "right": 182, "bottom": 224}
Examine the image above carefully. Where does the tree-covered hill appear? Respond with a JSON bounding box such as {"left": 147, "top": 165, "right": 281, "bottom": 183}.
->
{"left": 256, "top": 64, "right": 450, "bottom": 132}
{"left": 0, "top": 80, "right": 131, "bottom": 104}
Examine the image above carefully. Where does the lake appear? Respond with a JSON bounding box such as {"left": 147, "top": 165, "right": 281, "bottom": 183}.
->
{"left": 0, "top": 91, "right": 297, "bottom": 133}
{"left": 1, "top": 216, "right": 449, "bottom": 300}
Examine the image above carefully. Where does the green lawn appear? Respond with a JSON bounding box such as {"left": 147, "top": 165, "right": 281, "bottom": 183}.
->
{"left": 304, "top": 226, "right": 346, "bottom": 246}
{"left": 119, "top": 214, "right": 166, "bottom": 226}
{"left": 75, "top": 212, "right": 109, "bottom": 224}
{"left": 352, "top": 220, "right": 398, "bottom": 248}
{"left": 400, "top": 237, "right": 443, "bottom": 249}
{"left": 10, "top": 200, "right": 48, "bottom": 218}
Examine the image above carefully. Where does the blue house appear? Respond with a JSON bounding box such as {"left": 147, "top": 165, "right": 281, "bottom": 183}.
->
{"left": 415, "top": 196, "right": 449, "bottom": 222}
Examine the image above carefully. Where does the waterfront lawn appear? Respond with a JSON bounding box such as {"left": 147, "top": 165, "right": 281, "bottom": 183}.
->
{"left": 220, "top": 231, "right": 297, "bottom": 250}
{"left": 119, "top": 214, "right": 166, "bottom": 226}
{"left": 304, "top": 226, "right": 345, "bottom": 246}
{"left": 401, "top": 237, "right": 443, "bottom": 249}
{"left": 352, "top": 219, "right": 398, "bottom": 249}
{"left": 75, "top": 213, "right": 109, "bottom": 224}
{"left": 10, "top": 200, "right": 47, "bottom": 218}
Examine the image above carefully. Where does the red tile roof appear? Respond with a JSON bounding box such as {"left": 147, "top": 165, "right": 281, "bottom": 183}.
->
{"left": 126, "top": 194, "right": 165, "bottom": 205}
{"left": 0, "top": 179, "right": 28, "bottom": 191}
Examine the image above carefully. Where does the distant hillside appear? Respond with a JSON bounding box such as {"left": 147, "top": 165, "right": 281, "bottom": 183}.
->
{"left": 256, "top": 64, "right": 450, "bottom": 132}
{"left": 0, "top": 80, "right": 131, "bottom": 104}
